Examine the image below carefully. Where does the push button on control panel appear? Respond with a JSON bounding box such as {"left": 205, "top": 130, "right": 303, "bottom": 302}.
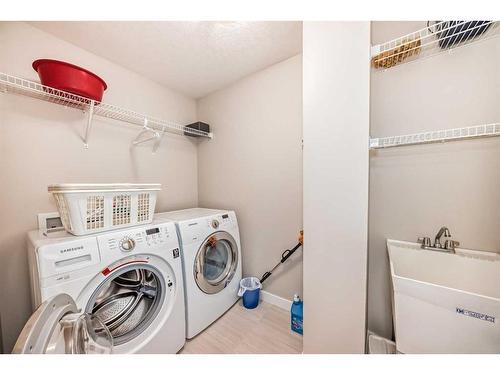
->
{"left": 145, "top": 227, "right": 165, "bottom": 246}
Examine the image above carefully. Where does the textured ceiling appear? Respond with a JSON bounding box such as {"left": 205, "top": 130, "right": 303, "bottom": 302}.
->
{"left": 30, "top": 21, "right": 302, "bottom": 98}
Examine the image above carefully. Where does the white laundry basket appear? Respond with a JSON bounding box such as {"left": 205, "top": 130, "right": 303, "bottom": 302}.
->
{"left": 48, "top": 183, "right": 161, "bottom": 235}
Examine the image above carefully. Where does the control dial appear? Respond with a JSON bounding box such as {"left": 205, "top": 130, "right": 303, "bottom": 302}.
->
{"left": 119, "top": 237, "right": 136, "bottom": 252}
{"left": 211, "top": 219, "right": 219, "bottom": 229}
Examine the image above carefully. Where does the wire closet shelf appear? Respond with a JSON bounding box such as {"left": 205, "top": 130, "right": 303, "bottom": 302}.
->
{"left": 371, "top": 21, "right": 500, "bottom": 70}
{"left": 0, "top": 72, "right": 212, "bottom": 146}
{"left": 369, "top": 123, "right": 500, "bottom": 149}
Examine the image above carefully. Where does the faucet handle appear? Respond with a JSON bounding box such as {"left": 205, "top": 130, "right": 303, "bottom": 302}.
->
{"left": 418, "top": 237, "right": 432, "bottom": 248}
{"left": 444, "top": 240, "right": 459, "bottom": 251}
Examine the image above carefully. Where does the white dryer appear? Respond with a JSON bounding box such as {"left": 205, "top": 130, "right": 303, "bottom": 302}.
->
{"left": 14, "top": 218, "right": 185, "bottom": 354}
{"left": 156, "top": 208, "right": 242, "bottom": 339}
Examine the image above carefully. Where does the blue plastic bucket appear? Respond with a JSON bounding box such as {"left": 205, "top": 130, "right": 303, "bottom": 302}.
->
{"left": 237, "top": 277, "right": 262, "bottom": 309}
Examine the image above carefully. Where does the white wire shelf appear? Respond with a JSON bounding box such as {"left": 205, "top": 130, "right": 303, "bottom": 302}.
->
{"left": 0, "top": 72, "right": 212, "bottom": 148}
{"left": 371, "top": 21, "right": 500, "bottom": 70}
{"left": 370, "top": 123, "right": 500, "bottom": 149}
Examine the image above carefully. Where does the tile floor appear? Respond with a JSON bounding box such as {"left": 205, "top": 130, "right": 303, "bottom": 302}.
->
{"left": 179, "top": 300, "right": 302, "bottom": 354}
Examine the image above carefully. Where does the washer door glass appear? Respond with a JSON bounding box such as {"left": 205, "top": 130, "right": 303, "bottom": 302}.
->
{"left": 195, "top": 231, "right": 238, "bottom": 294}
{"left": 12, "top": 294, "right": 113, "bottom": 354}
{"left": 85, "top": 264, "right": 165, "bottom": 346}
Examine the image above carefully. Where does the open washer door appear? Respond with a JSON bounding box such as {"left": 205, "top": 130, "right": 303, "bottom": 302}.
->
{"left": 13, "top": 294, "right": 113, "bottom": 354}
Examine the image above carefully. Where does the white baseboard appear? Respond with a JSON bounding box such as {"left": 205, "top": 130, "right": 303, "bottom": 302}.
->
{"left": 260, "top": 290, "right": 292, "bottom": 311}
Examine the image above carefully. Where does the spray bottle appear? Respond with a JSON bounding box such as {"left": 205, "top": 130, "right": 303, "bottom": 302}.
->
{"left": 291, "top": 294, "right": 303, "bottom": 335}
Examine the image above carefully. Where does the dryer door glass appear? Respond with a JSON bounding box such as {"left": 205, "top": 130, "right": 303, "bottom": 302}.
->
{"left": 204, "top": 240, "right": 232, "bottom": 282}
{"left": 195, "top": 231, "right": 239, "bottom": 294}
{"left": 85, "top": 264, "right": 166, "bottom": 346}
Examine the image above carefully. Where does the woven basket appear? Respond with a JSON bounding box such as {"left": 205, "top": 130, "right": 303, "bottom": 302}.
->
{"left": 372, "top": 38, "right": 422, "bottom": 69}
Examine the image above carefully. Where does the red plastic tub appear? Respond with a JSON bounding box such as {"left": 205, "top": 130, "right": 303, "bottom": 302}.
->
{"left": 32, "top": 59, "right": 107, "bottom": 102}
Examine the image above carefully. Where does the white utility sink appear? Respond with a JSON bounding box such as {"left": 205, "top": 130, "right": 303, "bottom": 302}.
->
{"left": 387, "top": 239, "right": 500, "bottom": 354}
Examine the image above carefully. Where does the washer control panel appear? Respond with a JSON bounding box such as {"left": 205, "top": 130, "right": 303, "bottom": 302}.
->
{"left": 144, "top": 226, "right": 170, "bottom": 247}
{"left": 101, "top": 223, "right": 175, "bottom": 254}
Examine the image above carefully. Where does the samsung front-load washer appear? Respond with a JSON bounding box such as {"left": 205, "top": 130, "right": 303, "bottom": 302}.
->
{"left": 14, "top": 218, "right": 185, "bottom": 354}
{"left": 155, "top": 208, "right": 242, "bottom": 339}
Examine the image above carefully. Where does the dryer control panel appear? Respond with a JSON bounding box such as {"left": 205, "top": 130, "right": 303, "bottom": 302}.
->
{"left": 206, "top": 213, "right": 233, "bottom": 231}
{"left": 177, "top": 211, "right": 238, "bottom": 246}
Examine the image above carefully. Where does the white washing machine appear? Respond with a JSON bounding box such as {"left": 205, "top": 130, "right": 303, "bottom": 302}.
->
{"left": 13, "top": 218, "right": 185, "bottom": 354}
{"left": 155, "top": 208, "right": 242, "bottom": 339}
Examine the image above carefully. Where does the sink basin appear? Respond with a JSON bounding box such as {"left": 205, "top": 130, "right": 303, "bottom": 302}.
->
{"left": 387, "top": 239, "right": 500, "bottom": 353}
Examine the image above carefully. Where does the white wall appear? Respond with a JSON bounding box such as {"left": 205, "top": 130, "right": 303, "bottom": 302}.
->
{"left": 0, "top": 22, "right": 199, "bottom": 352}
{"left": 197, "top": 55, "right": 303, "bottom": 300}
{"left": 368, "top": 21, "right": 500, "bottom": 340}
{"left": 303, "top": 22, "right": 370, "bottom": 353}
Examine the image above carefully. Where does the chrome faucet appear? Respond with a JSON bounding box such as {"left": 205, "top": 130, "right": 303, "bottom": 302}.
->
{"left": 418, "top": 226, "right": 459, "bottom": 253}
{"left": 434, "top": 226, "right": 451, "bottom": 249}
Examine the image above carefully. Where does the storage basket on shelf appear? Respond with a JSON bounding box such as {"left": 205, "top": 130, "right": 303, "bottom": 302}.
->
{"left": 48, "top": 183, "right": 161, "bottom": 235}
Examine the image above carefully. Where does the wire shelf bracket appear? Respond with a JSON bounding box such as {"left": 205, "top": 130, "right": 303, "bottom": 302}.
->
{"left": 83, "top": 100, "right": 95, "bottom": 149}
{"left": 371, "top": 21, "right": 500, "bottom": 70}
{"left": 0, "top": 72, "right": 213, "bottom": 149}
{"left": 370, "top": 123, "right": 500, "bottom": 149}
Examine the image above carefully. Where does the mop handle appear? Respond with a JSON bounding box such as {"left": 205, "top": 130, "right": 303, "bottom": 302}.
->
{"left": 281, "top": 242, "right": 302, "bottom": 263}
{"left": 260, "top": 240, "right": 303, "bottom": 284}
